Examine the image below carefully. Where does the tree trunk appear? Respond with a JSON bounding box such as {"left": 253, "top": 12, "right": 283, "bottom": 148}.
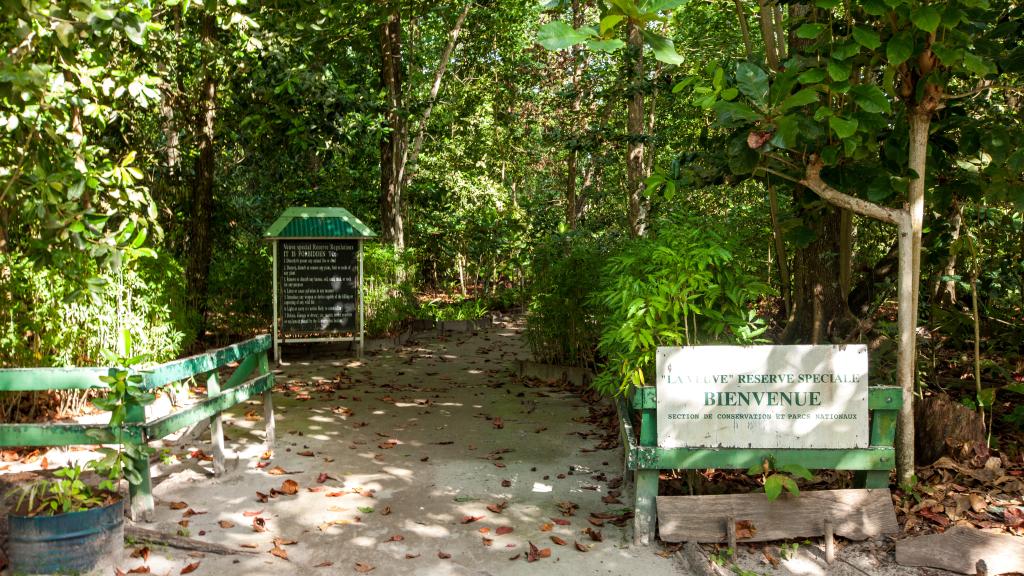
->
{"left": 566, "top": 149, "right": 578, "bottom": 229}
{"left": 767, "top": 179, "right": 791, "bottom": 316}
{"left": 379, "top": 6, "right": 405, "bottom": 250}
{"left": 781, "top": 195, "right": 848, "bottom": 344}
{"left": 625, "top": 21, "right": 647, "bottom": 238}
{"left": 932, "top": 199, "right": 962, "bottom": 306}
{"left": 839, "top": 209, "right": 853, "bottom": 298}
{"left": 185, "top": 10, "right": 217, "bottom": 337}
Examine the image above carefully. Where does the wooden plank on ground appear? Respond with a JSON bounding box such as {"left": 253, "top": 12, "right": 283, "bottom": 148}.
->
{"left": 657, "top": 488, "right": 898, "bottom": 543}
{"left": 895, "top": 526, "right": 1024, "bottom": 575}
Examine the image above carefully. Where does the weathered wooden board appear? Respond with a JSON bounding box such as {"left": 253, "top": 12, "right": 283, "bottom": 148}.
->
{"left": 895, "top": 526, "right": 1024, "bottom": 575}
{"left": 658, "top": 488, "right": 898, "bottom": 543}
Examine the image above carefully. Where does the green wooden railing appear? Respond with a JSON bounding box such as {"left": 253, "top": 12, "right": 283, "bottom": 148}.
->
{"left": 618, "top": 385, "right": 902, "bottom": 545}
{"left": 0, "top": 335, "right": 276, "bottom": 520}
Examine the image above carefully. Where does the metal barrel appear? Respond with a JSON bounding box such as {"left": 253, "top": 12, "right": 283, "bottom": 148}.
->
{"left": 7, "top": 499, "right": 123, "bottom": 575}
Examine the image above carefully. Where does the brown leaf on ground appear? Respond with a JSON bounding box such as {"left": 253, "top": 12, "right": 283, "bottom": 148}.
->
{"left": 584, "top": 527, "right": 603, "bottom": 542}
{"left": 279, "top": 479, "right": 299, "bottom": 495}
{"left": 128, "top": 565, "right": 150, "bottom": 573}
{"left": 260, "top": 450, "right": 273, "bottom": 459}
{"left": 313, "top": 561, "right": 333, "bottom": 567}
{"left": 557, "top": 501, "right": 578, "bottom": 516}
{"left": 501, "top": 479, "right": 512, "bottom": 488}
{"left": 267, "top": 466, "right": 289, "bottom": 476}
{"left": 735, "top": 520, "right": 756, "bottom": 540}
{"left": 297, "top": 450, "right": 315, "bottom": 457}
{"left": 180, "top": 562, "right": 201, "bottom": 575}
{"left": 273, "top": 537, "right": 298, "bottom": 546}
{"left": 252, "top": 517, "right": 267, "bottom": 532}
{"left": 169, "top": 501, "right": 188, "bottom": 510}
{"left": 359, "top": 489, "right": 376, "bottom": 498}
{"left": 218, "top": 520, "right": 235, "bottom": 529}
{"left": 1005, "top": 507, "right": 1024, "bottom": 528}
{"left": 381, "top": 506, "right": 391, "bottom": 516}
{"left": 130, "top": 547, "right": 150, "bottom": 561}
{"left": 316, "top": 472, "right": 333, "bottom": 483}
{"left": 539, "top": 522, "right": 553, "bottom": 532}
{"left": 495, "top": 526, "right": 514, "bottom": 535}
{"left": 326, "top": 491, "right": 346, "bottom": 497}
{"left": 492, "top": 417, "right": 504, "bottom": 429}
{"left": 493, "top": 462, "right": 506, "bottom": 468}
{"left": 385, "top": 535, "right": 404, "bottom": 542}
{"left": 269, "top": 546, "right": 288, "bottom": 560}
{"left": 438, "top": 551, "right": 452, "bottom": 559}
{"left": 404, "top": 554, "right": 420, "bottom": 559}
{"left": 601, "top": 495, "right": 622, "bottom": 504}
{"left": 354, "top": 562, "right": 375, "bottom": 572}
{"left": 587, "top": 517, "right": 604, "bottom": 527}
{"left": 486, "top": 501, "right": 508, "bottom": 514}
{"left": 550, "top": 536, "right": 567, "bottom": 546}
{"left": 574, "top": 541, "right": 589, "bottom": 552}
{"left": 551, "top": 518, "right": 570, "bottom": 526}
{"left": 482, "top": 537, "right": 494, "bottom": 546}
{"left": 243, "top": 509, "right": 264, "bottom": 517}
{"left": 182, "top": 508, "right": 206, "bottom": 518}
{"left": 509, "top": 554, "right": 520, "bottom": 561}
{"left": 462, "top": 515, "right": 484, "bottom": 524}
{"left": 239, "top": 544, "right": 258, "bottom": 549}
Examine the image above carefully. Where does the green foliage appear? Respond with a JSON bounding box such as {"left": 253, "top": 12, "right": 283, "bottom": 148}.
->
{"left": 592, "top": 217, "right": 771, "bottom": 395}
{"left": 747, "top": 458, "right": 813, "bottom": 501}
{"left": 362, "top": 244, "right": 417, "bottom": 336}
{"left": 525, "top": 232, "right": 611, "bottom": 369}
{"left": 11, "top": 463, "right": 107, "bottom": 516}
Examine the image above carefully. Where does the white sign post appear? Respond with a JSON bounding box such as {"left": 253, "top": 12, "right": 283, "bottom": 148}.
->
{"left": 656, "top": 345, "right": 869, "bottom": 449}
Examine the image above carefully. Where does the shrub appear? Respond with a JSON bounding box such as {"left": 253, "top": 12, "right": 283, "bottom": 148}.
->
{"left": 363, "top": 244, "right": 417, "bottom": 336}
{"left": 592, "top": 216, "right": 772, "bottom": 396}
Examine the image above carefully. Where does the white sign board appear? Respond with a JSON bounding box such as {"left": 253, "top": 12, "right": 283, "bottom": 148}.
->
{"left": 656, "top": 345, "right": 868, "bottom": 449}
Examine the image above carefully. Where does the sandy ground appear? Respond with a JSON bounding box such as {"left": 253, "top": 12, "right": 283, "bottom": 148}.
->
{"left": 2, "top": 320, "right": 942, "bottom": 576}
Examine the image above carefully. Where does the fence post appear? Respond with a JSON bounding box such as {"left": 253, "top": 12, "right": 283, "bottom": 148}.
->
{"left": 125, "top": 402, "right": 154, "bottom": 521}
{"left": 259, "top": 351, "right": 275, "bottom": 449}
{"left": 634, "top": 389, "right": 658, "bottom": 545}
{"left": 206, "top": 372, "right": 226, "bottom": 476}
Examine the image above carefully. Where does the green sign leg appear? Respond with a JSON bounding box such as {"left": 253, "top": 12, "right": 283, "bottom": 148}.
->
{"left": 126, "top": 404, "right": 154, "bottom": 521}
{"left": 633, "top": 406, "right": 658, "bottom": 545}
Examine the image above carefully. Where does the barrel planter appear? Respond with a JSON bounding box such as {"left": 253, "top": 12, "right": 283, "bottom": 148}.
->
{"left": 7, "top": 498, "right": 124, "bottom": 575}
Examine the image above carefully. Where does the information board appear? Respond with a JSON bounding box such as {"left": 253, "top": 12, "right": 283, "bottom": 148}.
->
{"left": 656, "top": 345, "right": 868, "bottom": 449}
{"left": 277, "top": 239, "right": 357, "bottom": 333}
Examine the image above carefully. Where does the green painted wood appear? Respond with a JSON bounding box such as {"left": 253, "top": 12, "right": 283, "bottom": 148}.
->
{"left": 633, "top": 446, "right": 895, "bottom": 471}
{"left": 634, "top": 405, "right": 659, "bottom": 545}
{"left": 143, "top": 373, "right": 273, "bottom": 441}
{"left": 870, "top": 408, "right": 898, "bottom": 447}
{"left": 0, "top": 423, "right": 132, "bottom": 446}
{"left": 0, "top": 368, "right": 111, "bottom": 392}
{"left": 617, "top": 397, "right": 638, "bottom": 470}
{"left": 257, "top": 351, "right": 275, "bottom": 448}
{"left": 223, "top": 353, "right": 259, "bottom": 390}
{"left": 141, "top": 335, "right": 271, "bottom": 389}
{"left": 264, "top": 206, "right": 376, "bottom": 239}
{"left": 631, "top": 387, "right": 656, "bottom": 410}
{"left": 860, "top": 470, "right": 891, "bottom": 489}
{"left": 125, "top": 402, "right": 153, "bottom": 521}
{"left": 868, "top": 386, "right": 902, "bottom": 410}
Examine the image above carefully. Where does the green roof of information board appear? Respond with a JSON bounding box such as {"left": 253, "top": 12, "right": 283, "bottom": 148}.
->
{"left": 264, "top": 207, "right": 376, "bottom": 239}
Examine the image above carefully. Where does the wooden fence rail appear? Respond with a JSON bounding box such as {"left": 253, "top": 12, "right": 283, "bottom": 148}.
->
{"left": 0, "top": 335, "right": 275, "bottom": 520}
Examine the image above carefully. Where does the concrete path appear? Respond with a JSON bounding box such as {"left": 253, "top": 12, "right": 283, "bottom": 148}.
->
{"left": 134, "top": 321, "right": 684, "bottom": 575}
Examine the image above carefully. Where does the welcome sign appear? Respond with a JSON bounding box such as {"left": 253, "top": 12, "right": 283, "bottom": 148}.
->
{"left": 656, "top": 345, "right": 869, "bottom": 449}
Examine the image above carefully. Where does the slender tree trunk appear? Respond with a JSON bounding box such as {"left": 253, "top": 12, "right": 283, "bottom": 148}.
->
{"left": 625, "top": 21, "right": 647, "bottom": 237}
{"left": 781, "top": 198, "right": 847, "bottom": 344}
{"left": 767, "top": 179, "right": 791, "bottom": 316}
{"left": 379, "top": 6, "right": 405, "bottom": 250}
{"left": 932, "top": 199, "right": 962, "bottom": 306}
{"left": 566, "top": 149, "right": 578, "bottom": 229}
{"left": 733, "top": 0, "right": 753, "bottom": 57}
{"left": 839, "top": 209, "right": 853, "bottom": 298}
{"left": 565, "top": 0, "right": 585, "bottom": 230}
{"left": 758, "top": 0, "right": 780, "bottom": 70}
{"left": 185, "top": 10, "right": 217, "bottom": 336}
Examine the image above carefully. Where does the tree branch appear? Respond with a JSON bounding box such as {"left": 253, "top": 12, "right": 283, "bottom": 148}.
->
{"left": 799, "top": 156, "right": 905, "bottom": 226}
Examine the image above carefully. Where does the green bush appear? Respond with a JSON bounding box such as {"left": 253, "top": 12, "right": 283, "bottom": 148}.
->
{"left": 524, "top": 232, "right": 612, "bottom": 368}
{"left": 363, "top": 244, "right": 417, "bottom": 336}
{"left": 593, "top": 217, "right": 772, "bottom": 396}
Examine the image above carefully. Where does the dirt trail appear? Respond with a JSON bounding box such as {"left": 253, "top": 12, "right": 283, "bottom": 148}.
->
{"left": 130, "top": 320, "right": 682, "bottom": 575}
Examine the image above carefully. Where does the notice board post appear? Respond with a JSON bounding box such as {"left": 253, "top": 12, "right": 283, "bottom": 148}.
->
{"left": 265, "top": 207, "right": 376, "bottom": 364}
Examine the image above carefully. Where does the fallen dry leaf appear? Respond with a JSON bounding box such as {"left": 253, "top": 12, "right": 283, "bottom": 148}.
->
{"left": 267, "top": 466, "right": 289, "bottom": 476}
{"left": 539, "top": 522, "right": 553, "bottom": 532}
{"left": 354, "top": 562, "right": 375, "bottom": 573}
{"left": 297, "top": 450, "right": 315, "bottom": 457}
{"left": 313, "top": 561, "right": 333, "bottom": 568}
{"left": 385, "top": 535, "right": 404, "bottom": 542}
{"left": 218, "top": 520, "right": 235, "bottom": 529}
{"left": 482, "top": 537, "right": 494, "bottom": 546}
{"left": 551, "top": 518, "right": 570, "bottom": 526}
{"left": 252, "top": 517, "right": 267, "bottom": 532}
{"left": 492, "top": 416, "right": 504, "bottom": 429}
{"left": 273, "top": 537, "right": 297, "bottom": 546}
{"left": 496, "top": 526, "right": 514, "bottom": 535}
{"left": 486, "top": 501, "right": 508, "bottom": 514}
{"left": 550, "top": 536, "right": 567, "bottom": 546}
{"left": 584, "top": 527, "right": 603, "bottom": 542}
{"left": 279, "top": 479, "right": 299, "bottom": 495}
{"left": 182, "top": 508, "right": 206, "bottom": 518}
{"left": 461, "top": 515, "right": 484, "bottom": 524}
{"left": 501, "top": 479, "right": 512, "bottom": 488}
{"left": 180, "top": 562, "right": 200, "bottom": 574}
{"left": 127, "top": 566, "right": 150, "bottom": 574}
{"left": 169, "top": 501, "right": 188, "bottom": 510}
{"left": 574, "top": 541, "right": 589, "bottom": 552}
{"left": 735, "top": 519, "right": 756, "bottom": 540}
{"left": 130, "top": 547, "right": 150, "bottom": 561}
{"left": 243, "top": 509, "right": 264, "bottom": 517}
{"left": 269, "top": 547, "right": 288, "bottom": 560}
{"left": 404, "top": 554, "right": 420, "bottom": 559}
{"left": 438, "top": 551, "right": 451, "bottom": 559}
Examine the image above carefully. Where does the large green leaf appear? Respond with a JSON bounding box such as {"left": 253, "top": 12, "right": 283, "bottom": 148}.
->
{"left": 779, "top": 88, "right": 819, "bottom": 111}
{"left": 886, "top": 30, "right": 914, "bottom": 65}
{"left": 852, "top": 26, "right": 881, "bottom": 50}
{"left": 850, "top": 84, "right": 891, "bottom": 113}
{"left": 599, "top": 14, "right": 625, "bottom": 35}
{"left": 537, "top": 21, "right": 591, "bottom": 51}
{"left": 829, "top": 116, "right": 859, "bottom": 138}
{"left": 641, "top": 31, "right": 684, "bottom": 65}
{"left": 795, "top": 23, "right": 827, "bottom": 39}
{"left": 588, "top": 38, "right": 625, "bottom": 52}
{"left": 735, "top": 62, "right": 769, "bottom": 106}
{"left": 828, "top": 59, "right": 852, "bottom": 81}
{"left": 713, "top": 100, "right": 762, "bottom": 127}
{"left": 911, "top": 5, "right": 942, "bottom": 33}
{"left": 764, "top": 474, "right": 784, "bottom": 500}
